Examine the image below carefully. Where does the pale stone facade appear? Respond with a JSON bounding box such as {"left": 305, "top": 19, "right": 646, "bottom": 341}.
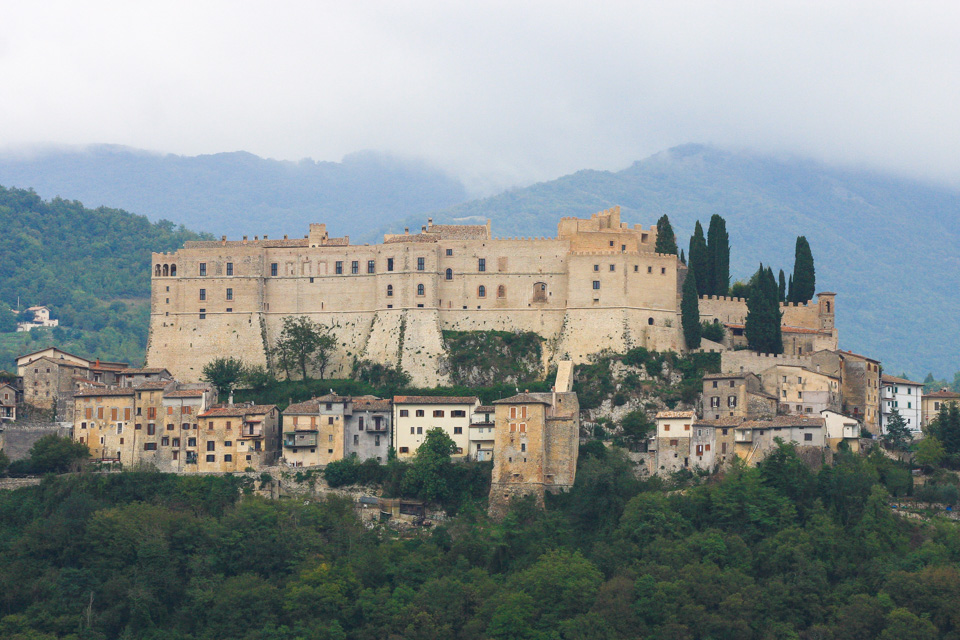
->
{"left": 880, "top": 374, "right": 923, "bottom": 434}
{"left": 281, "top": 395, "right": 391, "bottom": 467}
{"left": 469, "top": 405, "right": 496, "bottom": 461}
{"left": 17, "top": 348, "right": 127, "bottom": 416}
{"left": 759, "top": 365, "right": 841, "bottom": 416}
{"left": 652, "top": 411, "right": 697, "bottom": 473}
{"left": 701, "top": 372, "right": 777, "bottom": 421}
{"left": 392, "top": 396, "right": 479, "bottom": 459}
{"left": 733, "top": 416, "right": 826, "bottom": 465}
{"left": 921, "top": 389, "right": 960, "bottom": 428}
{"left": 148, "top": 207, "right": 838, "bottom": 387}
{"left": 820, "top": 410, "right": 861, "bottom": 452}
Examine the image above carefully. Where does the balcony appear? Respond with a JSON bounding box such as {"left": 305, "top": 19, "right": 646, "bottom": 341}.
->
{"left": 284, "top": 431, "right": 318, "bottom": 448}
{"left": 842, "top": 425, "right": 859, "bottom": 439}
{"left": 239, "top": 422, "right": 264, "bottom": 438}
{"left": 364, "top": 420, "right": 388, "bottom": 432}
{"left": 734, "top": 429, "right": 753, "bottom": 443}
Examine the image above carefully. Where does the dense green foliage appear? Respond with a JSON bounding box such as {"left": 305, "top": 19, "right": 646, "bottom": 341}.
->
{"left": 687, "top": 221, "right": 709, "bottom": 296}
{"left": 680, "top": 268, "right": 701, "bottom": 349}
{"left": 701, "top": 320, "right": 726, "bottom": 343}
{"left": 201, "top": 357, "right": 247, "bottom": 398}
{"left": 0, "top": 186, "right": 207, "bottom": 371}
{"left": 654, "top": 214, "right": 677, "bottom": 255}
{"left": 882, "top": 409, "right": 913, "bottom": 451}
{"left": 706, "top": 213, "right": 730, "bottom": 296}
{"left": 927, "top": 403, "right": 960, "bottom": 464}
{"left": 745, "top": 265, "right": 783, "bottom": 354}
{"left": 273, "top": 316, "right": 337, "bottom": 380}
{"left": 790, "top": 235, "right": 816, "bottom": 302}
{"left": 7, "top": 435, "right": 89, "bottom": 476}
{"left": 442, "top": 330, "right": 543, "bottom": 386}
{"left": 1, "top": 444, "right": 959, "bottom": 638}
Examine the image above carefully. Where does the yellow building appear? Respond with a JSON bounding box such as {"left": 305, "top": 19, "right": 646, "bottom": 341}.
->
{"left": 392, "top": 396, "right": 479, "bottom": 459}
{"left": 74, "top": 387, "right": 136, "bottom": 462}
{"left": 196, "top": 404, "right": 280, "bottom": 472}
{"left": 922, "top": 389, "right": 960, "bottom": 428}
{"left": 759, "top": 365, "right": 840, "bottom": 416}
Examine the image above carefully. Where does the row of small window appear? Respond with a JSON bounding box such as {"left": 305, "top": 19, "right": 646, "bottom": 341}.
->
{"left": 78, "top": 422, "right": 198, "bottom": 434}
{"left": 410, "top": 426, "right": 464, "bottom": 434}
{"left": 709, "top": 396, "right": 738, "bottom": 408}
{"left": 398, "top": 409, "right": 468, "bottom": 418}
{"left": 397, "top": 446, "right": 465, "bottom": 454}
{"left": 198, "top": 288, "right": 233, "bottom": 301}
{"left": 197, "top": 263, "right": 233, "bottom": 276}
{"left": 267, "top": 257, "right": 491, "bottom": 277}
{"left": 886, "top": 386, "right": 915, "bottom": 395}
{"left": 593, "top": 264, "right": 667, "bottom": 275}
{"left": 887, "top": 401, "right": 913, "bottom": 409}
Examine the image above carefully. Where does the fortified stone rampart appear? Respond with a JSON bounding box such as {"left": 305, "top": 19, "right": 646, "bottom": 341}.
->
{"left": 721, "top": 351, "right": 815, "bottom": 374}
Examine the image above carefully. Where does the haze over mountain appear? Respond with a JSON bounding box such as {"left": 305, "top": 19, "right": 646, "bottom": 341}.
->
{"left": 0, "top": 145, "right": 468, "bottom": 239}
{"left": 423, "top": 145, "right": 960, "bottom": 379}
{"left": 0, "top": 143, "right": 955, "bottom": 378}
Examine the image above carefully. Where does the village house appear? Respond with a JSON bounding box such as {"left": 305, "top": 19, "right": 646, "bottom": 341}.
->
{"left": 117, "top": 367, "right": 174, "bottom": 388}
{"left": 733, "top": 416, "right": 826, "bottom": 465}
{"left": 810, "top": 350, "right": 882, "bottom": 433}
{"left": 651, "top": 410, "right": 697, "bottom": 473}
{"left": 921, "top": 388, "right": 960, "bottom": 428}
{"left": 17, "top": 347, "right": 127, "bottom": 417}
{"left": 820, "top": 410, "right": 862, "bottom": 452}
{"left": 0, "top": 382, "right": 20, "bottom": 422}
{"left": 880, "top": 374, "right": 923, "bottom": 434}
{"left": 759, "top": 364, "right": 841, "bottom": 416}
{"left": 392, "top": 395, "right": 480, "bottom": 459}
{"left": 16, "top": 306, "right": 59, "bottom": 332}
{"left": 281, "top": 394, "right": 391, "bottom": 467}
{"left": 701, "top": 372, "right": 777, "bottom": 420}
{"left": 196, "top": 404, "right": 280, "bottom": 472}
{"left": 469, "top": 405, "right": 496, "bottom": 461}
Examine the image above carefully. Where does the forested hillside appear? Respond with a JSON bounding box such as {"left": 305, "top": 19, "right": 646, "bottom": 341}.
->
{"left": 0, "top": 445, "right": 956, "bottom": 639}
{"left": 0, "top": 186, "right": 207, "bottom": 370}
{"left": 425, "top": 145, "right": 960, "bottom": 378}
{"left": 0, "top": 146, "right": 469, "bottom": 239}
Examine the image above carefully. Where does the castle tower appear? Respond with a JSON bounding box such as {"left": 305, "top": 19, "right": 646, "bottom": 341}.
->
{"left": 817, "top": 292, "right": 836, "bottom": 331}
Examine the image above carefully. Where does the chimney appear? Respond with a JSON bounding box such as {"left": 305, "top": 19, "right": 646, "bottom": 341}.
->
{"left": 242, "top": 235, "right": 248, "bottom": 244}
{"left": 421, "top": 225, "right": 427, "bottom": 233}
{"left": 404, "top": 227, "right": 409, "bottom": 234}
{"left": 428, "top": 217, "right": 433, "bottom": 227}
{"left": 284, "top": 235, "right": 288, "bottom": 239}
{"left": 254, "top": 235, "right": 259, "bottom": 241}
{"left": 263, "top": 235, "right": 268, "bottom": 240}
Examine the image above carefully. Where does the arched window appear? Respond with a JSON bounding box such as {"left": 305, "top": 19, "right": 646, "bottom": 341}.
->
{"left": 497, "top": 285, "right": 506, "bottom": 298}
{"left": 170, "top": 264, "right": 177, "bottom": 277}
{"left": 155, "top": 264, "right": 162, "bottom": 277}
{"left": 825, "top": 301, "right": 831, "bottom": 313}
{"left": 445, "top": 268, "right": 453, "bottom": 280}
{"left": 162, "top": 264, "right": 169, "bottom": 277}
{"left": 648, "top": 317, "right": 654, "bottom": 325}
{"left": 417, "top": 284, "right": 425, "bottom": 296}
{"left": 533, "top": 282, "right": 547, "bottom": 302}
{"left": 478, "top": 285, "right": 486, "bottom": 298}
{"left": 386, "top": 285, "right": 394, "bottom": 297}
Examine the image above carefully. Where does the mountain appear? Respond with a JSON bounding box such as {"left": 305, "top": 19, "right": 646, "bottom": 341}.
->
{"left": 0, "top": 186, "right": 208, "bottom": 371}
{"left": 0, "top": 145, "right": 469, "bottom": 240}
{"left": 425, "top": 145, "right": 960, "bottom": 378}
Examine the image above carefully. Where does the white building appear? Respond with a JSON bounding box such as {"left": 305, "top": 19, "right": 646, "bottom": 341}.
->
{"left": 469, "top": 404, "right": 496, "bottom": 461}
{"left": 392, "top": 395, "right": 480, "bottom": 459}
{"left": 16, "top": 306, "right": 59, "bottom": 332}
{"left": 881, "top": 374, "right": 923, "bottom": 433}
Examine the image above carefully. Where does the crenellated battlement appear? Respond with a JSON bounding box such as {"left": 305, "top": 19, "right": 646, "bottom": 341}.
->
{"left": 699, "top": 295, "right": 747, "bottom": 303}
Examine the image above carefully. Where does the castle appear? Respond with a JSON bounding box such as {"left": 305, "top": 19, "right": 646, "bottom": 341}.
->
{"left": 148, "top": 207, "right": 837, "bottom": 386}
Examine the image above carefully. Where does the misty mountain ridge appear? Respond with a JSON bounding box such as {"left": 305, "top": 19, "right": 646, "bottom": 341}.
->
{"left": 0, "top": 144, "right": 469, "bottom": 239}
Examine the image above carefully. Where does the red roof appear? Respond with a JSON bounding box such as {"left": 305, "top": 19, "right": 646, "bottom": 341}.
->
{"left": 199, "top": 404, "right": 276, "bottom": 418}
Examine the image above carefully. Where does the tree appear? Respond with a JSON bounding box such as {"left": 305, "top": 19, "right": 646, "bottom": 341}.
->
{"left": 790, "top": 236, "right": 816, "bottom": 302}
{"left": 927, "top": 402, "right": 960, "bottom": 454}
{"left": 242, "top": 364, "right": 276, "bottom": 392}
{"left": 914, "top": 436, "right": 945, "bottom": 470}
{"left": 706, "top": 214, "right": 730, "bottom": 296}
{"left": 744, "top": 264, "right": 782, "bottom": 354}
{"left": 701, "top": 320, "right": 725, "bottom": 343}
{"left": 25, "top": 434, "right": 89, "bottom": 473}
{"left": 0, "top": 302, "right": 17, "bottom": 333}
{"left": 687, "top": 222, "right": 710, "bottom": 296}
{"left": 274, "top": 316, "right": 337, "bottom": 380}
{"left": 202, "top": 356, "right": 247, "bottom": 398}
{"left": 654, "top": 215, "right": 678, "bottom": 255}
{"left": 619, "top": 410, "right": 654, "bottom": 449}
{"left": 778, "top": 269, "right": 786, "bottom": 303}
{"left": 680, "top": 266, "right": 701, "bottom": 349}
{"left": 882, "top": 409, "right": 912, "bottom": 451}
{"left": 401, "top": 428, "right": 457, "bottom": 503}
{"left": 679, "top": 249, "right": 685, "bottom": 265}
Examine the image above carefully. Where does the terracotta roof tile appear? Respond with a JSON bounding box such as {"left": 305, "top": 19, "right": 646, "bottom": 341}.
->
{"left": 75, "top": 387, "right": 136, "bottom": 398}
{"left": 284, "top": 399, "right": 321, "bottom": 414}
{"left": 394, "top": 395, "right": 479, "bottom": 405}
{"left": 881, "top": 374, "right": 922, "bottom": 386}
{"left": 120, "top": 367, "right": 171, "bottom": 375}
{"left": 926, "top": 390, "right": 960, "bottom": 399}
{"left": 493, "top": 393, "right": 551, "bottom": 405}
{"left": 656, "top": 410, "right": 696, "bottom": 419}
{"left": 199, "top": 404, "right": 276, "bottom": 418}
{"left": 738, "top": 416, "right": 825, "bottom": 429}
{"left": 135, "top": 381, "right": 172, "bottom": 391}
{"left": 164, "top": 389, "right": 207, "bottom": 398}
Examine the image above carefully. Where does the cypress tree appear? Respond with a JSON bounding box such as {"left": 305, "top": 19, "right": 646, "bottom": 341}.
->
{"left": 778, "top": 269, "right": 786, "bottom": 302}
{"left": 791, "top": 236, "right": 816, "bottom": 302}
{"left": 787, "top": 274, "right": 794, "bottom": 302}
{"left": 681, "top": 265, "right": 701, "bottom": 349}
{"left": 688, "top": 221, "right": 710, "bottom": 296}
{"left": 745, "top": 263, "right": 783, "bottom": 354}
{"left": 680, "top": 249, "right": 686, "bottom": 265}
{"left": 654, "top": 215, "right": 678, "bottom": 255}
{"left": 706, "top": 214, "right": 730, "bottom": 296}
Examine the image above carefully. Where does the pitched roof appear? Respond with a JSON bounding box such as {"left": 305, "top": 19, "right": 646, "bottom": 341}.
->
{"left": 120, "top": 367, "right": 171, "bottom": 375}
{"left": 838, "top": 349, "right": 880, "bottom": 363}
{"left": 738, "top": 416, "right": 825, "bottom": 429}
{"left": 16, "top": 347, "right": 88, "bottom": 363}
{"left": 926, "top": 389, "right": 960, "bottom": 399}
{"left": 199, "top": 404, "right": 276, "bottom": 418}
{"left": 394, "top": 395, "right": 479, "bottom": 405}
{"left": 384, "top": 233, "right": 440, "bottom": 244}
{"left": 426, "top": 224, "right": 490, "bottom": 240}
{"left": 135, "top": 381, "right": 172, "bottom": 391}
{"left": 703, "top": 372, "right": 749, "bottom": 380}
{"left": 694, "top": 417, "right": 744, "bottom": 428}
{"left": 475, "top": 405, "right": 495, "bottom": 412}
{"left": 163, "top": 389, "right": 207, "bottom": 398}
{"left": 284, "top": 399, "right": 321, "bottom": 414}
{"left": 656, "top": 410, "right": 696, "bottom": 419}
{"left": 881, "top": 374, "right": 922, "bottom": 386}
{"left": 352, "top": 396, "right": 391, "bottom": 411}
{"left": 75, "top": 387, "right": 136, "bottom": 398}
{"left": 493, "top": 393, "right": 551, "bottom": 405}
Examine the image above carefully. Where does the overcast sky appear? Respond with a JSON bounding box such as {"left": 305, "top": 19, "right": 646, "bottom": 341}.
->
{"left": 2, "top": 1, "right": 958, "bottom": 192}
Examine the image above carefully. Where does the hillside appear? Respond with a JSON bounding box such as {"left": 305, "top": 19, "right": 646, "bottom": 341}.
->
{"left": 425, "top": 145, "right": 960, "bottom": 378}
{"left": 0, "top": 145, "right": 469, "bottom": 239}
{"left": 0, "top": 186, "right": 208, "bottom": 371}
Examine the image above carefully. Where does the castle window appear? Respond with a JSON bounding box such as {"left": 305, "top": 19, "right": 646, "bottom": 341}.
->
{"left": 387, "top": 285, "right": 394, "bottom": 297}
{"left": 351, "top": 261, "right": 359, "bottom": 274}
{"left": 497, "top": 285, "right": 506, "bottom": 298}
{"left": 609, "top": 240, "right": 614, "bottom": 247}
{"left": 634, "top": 265, "right": 638, "bottom": 272}
{"left": 592, "top": 281, "right": 600, "bottom": 290}
{"left": 445, "top": 268, "right": 453, "bottom": 280}
{"left": 206, "top": 455, "right": 215, "bottom": 462}
{"left": 478, "top": 258, "right": 486, "bottom": 272}
{"left": 200, "top": 263, "right": 207, "bottom": 276}
{"left": 417, "top": 284, "right": 425, "bottom": 296}
{"left": 170, "top": 265, "right": 177, "bottom": 276}
{"left": 199, "top": 288, "right": 206, "bottom": 300}
{"left": 621, "top": 245, "right": 626, "bottom": 252}
{"left": 521, "top": 443, "right": 526, "bottom": 451}
{"left": 162, "top": 264, "right": 170, "bottom": 277}
{"left": 593, "top": 264, "right": 599, "bottom": 272}
{"left": 609, "top": 264, "right": 615, "bottom": 272}
{"left": 478, "top": 285, "right": 486, "bottom": 298}
{"left": 826, "top": 301, "right": 831, "bottom": 313}
{"left": 417, "top": 257, "right": 425, "bottom": 271}
{"left": 367, "top": 260, "right": 375, "bottom": 274}
{"left": 647, "top": 266, "right": 652, "bottom": 273}
{"left": 155, "top": 265, "right": 162, "bottom": 277}
{"left": 446, "top": 249, "right": 453, "bottom": 256}
{"left": 271, "top": 263, "right": 278, "bottom": 276}
{"left": 335, "top": 261, "right": 343, "bottom": 274}
{"left": 199, "top": 308, "right": 206, "bottom": 319}
{"left": 387, "top": 257, "right": 394, "bottom": 271}
{"left": 226, "top": 308, "right": 232, "bottom": 313}
{"left": 226, "top": 262, "right": 233, "bottom": 276}
{"left": 661, "top": 267, "right": 666, "bottom": 274}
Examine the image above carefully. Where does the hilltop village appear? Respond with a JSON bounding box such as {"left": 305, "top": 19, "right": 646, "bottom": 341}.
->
{"left": 2, "top": 208, "right": 954, "bottom": 509}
